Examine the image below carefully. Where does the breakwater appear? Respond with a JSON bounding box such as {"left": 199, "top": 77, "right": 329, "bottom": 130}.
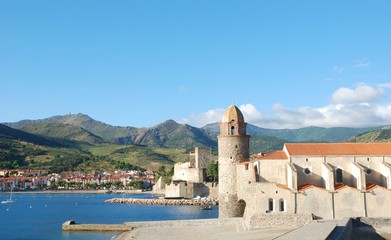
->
{"left": 105, "top": 197, "right": 218, "bottom": 206}
{"left": 62, "top": 220, "right": 132, "bottom": 232}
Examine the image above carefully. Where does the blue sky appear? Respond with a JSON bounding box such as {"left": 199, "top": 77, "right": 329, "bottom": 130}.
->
{"left": 1, "top": 1, "right": 391, "bottom": 129}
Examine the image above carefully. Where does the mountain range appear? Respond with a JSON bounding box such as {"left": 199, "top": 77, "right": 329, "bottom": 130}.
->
{"left": 1, "top": 113, "right": 389, "bottom": 171}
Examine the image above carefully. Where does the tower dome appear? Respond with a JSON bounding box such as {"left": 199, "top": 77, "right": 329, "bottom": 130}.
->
{"left": 221, "top": 104, "right": 244, "bottom": 123}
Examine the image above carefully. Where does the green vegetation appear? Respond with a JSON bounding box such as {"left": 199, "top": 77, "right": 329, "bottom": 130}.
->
{"left": 349, "top": 129, "right": 391, "bottom": 142}
{"left": 206, "top": 161, "right": 218, "bottom": 182}
{"left": 3, "top": 113, "right": 389, "bottom": 174}
{"left": 250, "top": 135, "right": 286, "bottom": 154}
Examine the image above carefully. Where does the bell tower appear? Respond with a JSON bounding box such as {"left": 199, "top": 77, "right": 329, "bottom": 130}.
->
{"left": 218, "top": 104, "right": 250, "bottom": 218}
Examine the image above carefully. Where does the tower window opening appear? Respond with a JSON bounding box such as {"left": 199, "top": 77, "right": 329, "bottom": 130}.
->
{"left": 231, "top": 126, "right": 235, "bottom": 135}
{"left": 304, "top": 168, "right": 311, "bottom": 175}
{"left": 279, "top": 199, "right": 285, "bottom": 212}
{"left": 268, "top": 198, "right": 274, "bottom": 212}
{"left": 336, "top": 168, "right": 343, "bottom": 183}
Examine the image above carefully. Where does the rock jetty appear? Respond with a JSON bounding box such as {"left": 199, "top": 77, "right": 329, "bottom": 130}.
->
{"left": 105, "top": 197, "right": 218, "bottom": 206}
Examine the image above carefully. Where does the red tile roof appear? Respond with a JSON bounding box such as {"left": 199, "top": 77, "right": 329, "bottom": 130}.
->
{"left": 276, "top": 183, "right": 290, "bottom": 190}
{"left": 252, "top": 151, "right": 288, "bottom": 160}
{"left": 298, "top": 184, "right": 326, "bottom": 191}
{"left": 285, "top": 143, "right": 391, "bottom": 156}
{"left": 334, "top": 183, "right": 360, "bottom": 191}
{"left": 366, "top": 183, "right": 385, "bottom": 190}
{"left": 334, "top": 183, "right": 348, "bottom": 190}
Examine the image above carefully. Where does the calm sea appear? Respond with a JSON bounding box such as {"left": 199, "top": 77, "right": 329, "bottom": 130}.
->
{"left": 0, "top": 193, "right": 218, "bottom": 240}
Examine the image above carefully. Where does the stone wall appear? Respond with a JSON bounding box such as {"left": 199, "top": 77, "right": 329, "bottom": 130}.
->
{"left": 245, "top": 213, "right": 312, "bottom": 230}
{"left": 355, "top": 217, "right": 391, "bottom": 226}
{"left": 62, "top": 220, "right": 131, "bottom": 231}
{"left": 105, "top": 197, "right": 218, "bottom": 205}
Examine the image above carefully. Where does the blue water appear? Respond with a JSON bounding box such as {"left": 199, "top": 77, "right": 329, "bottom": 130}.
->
{"left": 0, "top": 193, "right": 218, "bottom": 240}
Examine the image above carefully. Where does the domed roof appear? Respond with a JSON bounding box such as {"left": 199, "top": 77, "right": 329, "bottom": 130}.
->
{"left": 221, "top": 104, "right": 245, "bottom": 123}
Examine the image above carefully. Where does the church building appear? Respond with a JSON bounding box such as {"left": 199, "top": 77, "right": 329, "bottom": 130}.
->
{"left": 218, "top": 104, "right": 391, "bottom": 220}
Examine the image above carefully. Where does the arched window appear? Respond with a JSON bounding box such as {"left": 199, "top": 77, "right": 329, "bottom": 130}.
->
{"left": 268, "top": 198, "right": 274, "bottom": 212}
{"left": 237, "top": 199, "right": 246, "bottom": 217}
{"left": 279, "top": 199, "right": 285, "bottom": 212}
{"left": 336, "top": 168, "right": 343, "bottom": 183}
{"left": 230, "top": 126, "right": 235, "bottom": 135}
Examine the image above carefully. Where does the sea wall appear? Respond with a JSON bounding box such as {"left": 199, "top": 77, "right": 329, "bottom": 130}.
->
{"left": 62, "top": 218, "right": 243, "bottom": 233}
{"left": 105, "top": 197, "right": 218, "bottom": 206}
{"left": 62, "top": 220, "right": 131, "bottom": 231}
{"left": 123, "top": 218, "right": 243, "bottom": 228}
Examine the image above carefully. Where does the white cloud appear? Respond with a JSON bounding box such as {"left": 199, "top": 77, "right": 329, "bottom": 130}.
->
{"left": 179, "top": 84, "right": 391, "bottom": 129}
{"left": 379, "top": 82, "right": 391, "bottom": 88}
{"left": 355, "top": 58, "right": 370, "bottom": 68}
{"left": 237, "top": 104, "right": 262, "bottom": 123}
{"left": 332, "top": 66, "right": 344, "bottom": 73}
{"left": 331, "top": 84, "right": 384, "bottom": 104}
{"left": 179, "top": 108, "right": 225, "bottom": 127}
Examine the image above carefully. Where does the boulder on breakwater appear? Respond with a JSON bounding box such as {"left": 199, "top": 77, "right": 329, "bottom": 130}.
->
{"left": 105, "top": 197, "right": 218, "bottom": 206}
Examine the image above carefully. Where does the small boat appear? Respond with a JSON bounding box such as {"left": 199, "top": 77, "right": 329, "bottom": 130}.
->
{"left": 1, "top": 188, "right": 15, "bottom": 204}
{"left": 1, "top": 199, "right": 15, "bottom": 204}
{"left": 201, "top": 205, "right": 212, "bottom": 210}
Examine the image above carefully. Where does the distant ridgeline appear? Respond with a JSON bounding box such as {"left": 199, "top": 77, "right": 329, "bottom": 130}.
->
{"left": 0, "top": 113, "right": 388, "bottom": 171}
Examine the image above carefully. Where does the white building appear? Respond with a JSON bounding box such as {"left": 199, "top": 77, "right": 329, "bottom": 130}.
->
{"left": 218, "top": 104, "right": 391, "bottom": 220}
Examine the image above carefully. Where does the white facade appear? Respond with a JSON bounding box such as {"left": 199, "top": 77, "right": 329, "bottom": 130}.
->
{"left": 218, "top": 104, "right": 391, "bottom": 220}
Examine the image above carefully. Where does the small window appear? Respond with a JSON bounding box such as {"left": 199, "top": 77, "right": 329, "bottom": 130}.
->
{"left": 230, "top": 126, "right": 235, "bottom": 135}
{"left": 279, "top": 199, "right": 285, "bottom": 212}
{"left": 367, "top": 158, "right": 370, "bottom": 161}
{"left": 366, "top": 169, "right": 372, "bottom": 175}
{"left": 304, "top": 168, "right": 311, "bottom": 175}
{"left": 336, "top": 168, "right": 343, "bottom": 183}
{"left": 268, "top": 198, "right": 274, "bottom": 212}
{"left": 306, "top": 158, "right": 309, "bottom": 162}
{"left": 245, "top": 164, "right": 248, "bottom": 170}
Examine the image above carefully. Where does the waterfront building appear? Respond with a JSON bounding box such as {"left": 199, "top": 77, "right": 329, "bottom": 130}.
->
{"left": 218, "top": 104, "right": 391, "bottom": 220}
{"left": 158, "top": 147, "right": 218, "bottom": 199}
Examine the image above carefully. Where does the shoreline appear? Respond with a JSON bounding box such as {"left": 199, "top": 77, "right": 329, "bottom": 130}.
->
{"left": 106, "top": 197, "right": 218, "bottom": 206}
{"left": 0, "top": 189, "right": 158, "bottom": 195}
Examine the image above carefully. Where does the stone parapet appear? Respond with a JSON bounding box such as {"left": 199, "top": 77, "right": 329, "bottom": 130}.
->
{"left": 105, "top": 197, "right": 218, "bottom": 206}
{"left": 246, "top": 213, "right": 313, "bottom": 230}
{"left": 62, "top": 220, "right": 131, "bottom": 231}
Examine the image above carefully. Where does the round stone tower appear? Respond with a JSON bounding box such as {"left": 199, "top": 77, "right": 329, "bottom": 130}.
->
{"left": 218, "top": 104, "right": 250, "bottom": 218}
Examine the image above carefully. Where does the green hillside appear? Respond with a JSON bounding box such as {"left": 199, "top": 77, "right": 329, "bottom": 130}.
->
{"left": 130, "top": 120, "right": 217, "bottom": 149}
{"left": 250, "top": 135, "right": 286, "bottom": 154}
{"left": 5, "top": 113, "right": 139, "bottom": 141}
{"left": 20, "top": 122, "right": 104, "bottom": 144}
{"left": 3, "top": 113, "right": 390, "bottom": 173}
{"left": 0, "top": 123, "right": 190, "bottom": 171}
{"left": 203, "top": 122, "right": 380, "bottom": 142}
{"left": 349, "top": 128, "right": 391, "bottom": 142}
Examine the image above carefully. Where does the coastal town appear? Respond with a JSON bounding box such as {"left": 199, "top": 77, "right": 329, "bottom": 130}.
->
{"left": 0, "top": 169, "right": 156, "bottom": 191}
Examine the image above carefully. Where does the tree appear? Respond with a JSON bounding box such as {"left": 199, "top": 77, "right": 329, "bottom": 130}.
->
{"left": 128, "top": 180, "right": 143, "bottom": 189}
{"left": 156, "top": 165, "right": 174, "bottom": 178}
{"left": 206, "top": 161, "right": 218, "bottom": 183}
